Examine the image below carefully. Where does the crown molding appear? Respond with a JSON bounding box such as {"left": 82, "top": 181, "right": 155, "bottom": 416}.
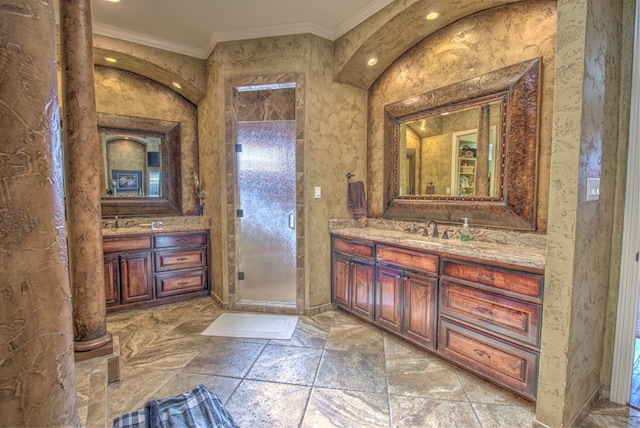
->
{"left": 332, "top": 0, "right": 395, "bottom": 39}
{"left": 93, "top": 22, "right": 209, "bottom": 59}
{"left": 213, "top": 21, "right": 333, "bottom": 44}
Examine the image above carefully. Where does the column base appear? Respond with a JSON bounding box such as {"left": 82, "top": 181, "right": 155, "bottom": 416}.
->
{"left": 74, "top": 332, "right": 113, "bottom": 362}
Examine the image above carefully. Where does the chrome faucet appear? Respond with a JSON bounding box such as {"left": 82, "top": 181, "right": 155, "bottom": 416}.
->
{"left": 427, "top": 220, "right": 438, "bottom": 238}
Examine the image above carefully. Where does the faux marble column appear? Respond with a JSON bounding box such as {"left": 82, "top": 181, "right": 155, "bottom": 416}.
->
{"left": 59, "top": 0, "right": 113, "bottom": 358}
{"left": 0, "top": 1, "right": 79, "bottom": 426}
{"left": 475, "top": 104, "right": 490, "bottom": 196}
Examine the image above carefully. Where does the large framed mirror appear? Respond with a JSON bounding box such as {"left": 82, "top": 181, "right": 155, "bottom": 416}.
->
{"left": 383, "top": 58, "right": 541, "bottom": 231}
{"left": 98, "top": 113, "right": 182, "bottom": 217}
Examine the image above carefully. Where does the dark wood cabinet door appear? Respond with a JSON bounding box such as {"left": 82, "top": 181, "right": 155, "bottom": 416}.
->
{"left": 404, "top": 273, "right": 437, "bottom": 349}
{"left": 375, "top": 266, "right": 403, "bottom": 333}
{"left": 332, "top": 252, "right": 351, "bottom": 309}
{"left": 351, "top": 260, "right": 375, "bottom": 320}
{"left": 103, "top": 253, "right": 120, "bottom": 307}
{"left": 120, "top": 251, "right": 153, "bottom": 304}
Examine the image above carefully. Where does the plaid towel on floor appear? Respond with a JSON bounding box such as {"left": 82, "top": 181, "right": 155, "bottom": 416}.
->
{"left": 113, "top": 384, "right": 238, "bottom": 428}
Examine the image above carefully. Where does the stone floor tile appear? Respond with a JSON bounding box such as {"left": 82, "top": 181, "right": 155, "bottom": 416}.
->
{"left": 316, "top": 349, "right": 387, "bottom": 394}
{"left": 389, "top": 395, "right": 481, "bottom": 427}
{"left": 224, "top": 379, "right": 311, "bottom": 427}
{"left": 302, "top": 387, "right": 390, "bottom": 428}
{"left": 246, "top": 344, "right": 323, "bottom": 385}
{"left": 326, "top": 322, "right": 385, "bottom": 353}
{"left": 182, "top": 341, "right": 266, "bottom": 377}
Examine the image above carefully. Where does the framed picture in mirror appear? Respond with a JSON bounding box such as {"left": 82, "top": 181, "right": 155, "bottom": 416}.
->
{"left": 113, "top": 170, "right": 142, "bottom": 191}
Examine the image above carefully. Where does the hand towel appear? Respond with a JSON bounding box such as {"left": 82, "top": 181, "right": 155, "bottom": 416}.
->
{"left": 348, "top": 181, "right": 367, "bottom": 218}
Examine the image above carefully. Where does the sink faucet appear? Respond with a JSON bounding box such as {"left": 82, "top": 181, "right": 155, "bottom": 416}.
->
{"left": 427, "top": 220, "right": 438, "bottom": 238}
{"left": 114, "top": 216, "right": 119, "bottom": 229}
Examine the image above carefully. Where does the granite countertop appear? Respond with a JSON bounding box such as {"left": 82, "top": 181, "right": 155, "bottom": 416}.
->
{"left": 330, "top": 227, "right": 545, "bottom": 270}
{"left": 102, "top": 216, "right": 211, "bottom": 237}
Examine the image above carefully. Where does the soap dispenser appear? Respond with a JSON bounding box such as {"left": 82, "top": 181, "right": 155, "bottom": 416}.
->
{"left": 460, "top": 218, "right": 471, "bottom": 242}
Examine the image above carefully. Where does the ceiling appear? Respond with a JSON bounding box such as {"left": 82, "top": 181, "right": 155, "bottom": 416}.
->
{"left": 55, "top": 0, "right": 395, "bottom": 59}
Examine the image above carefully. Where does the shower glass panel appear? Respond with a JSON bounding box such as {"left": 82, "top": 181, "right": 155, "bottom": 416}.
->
{"left": 237, "top": 120, "right": 296, "bottom": 304}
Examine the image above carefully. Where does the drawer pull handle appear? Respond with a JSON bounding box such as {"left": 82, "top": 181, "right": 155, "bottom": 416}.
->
{"left": 177, "top": 281, "right": 189, "bottom": 286}
{"left": 177, "top": 257, "right": 188, "bottom": 261}
{"left": 476, "top": 307, "right": 494, "bottom": 316}
{"left": 177, "top": 238, "right": 188, "bottom": 242}
{"left": 476, "top": 273, "right": 495, "bottom": 282}
{"left": 473, "top": 349, "right": 491, "bottom": 359}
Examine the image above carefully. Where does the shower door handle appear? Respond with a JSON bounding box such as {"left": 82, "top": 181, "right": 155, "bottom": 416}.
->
{"left": 288, "top": 213, "right": 295, "bottom": 230}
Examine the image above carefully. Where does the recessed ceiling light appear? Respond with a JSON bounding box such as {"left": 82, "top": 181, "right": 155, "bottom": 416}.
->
{"left": 367, "top": 57, "right": 378, "bottom": 66}
{"left": 106, "top": 0, "right": 121, "bottom": 3}
{"left": 172, "top": 82, "right": 182, "bottom": 89}
{"left": 425, "top": 12, "right": 439, "bottom": 21}
{"left": 104, "top": 57, "right": 117, "bottom": 63}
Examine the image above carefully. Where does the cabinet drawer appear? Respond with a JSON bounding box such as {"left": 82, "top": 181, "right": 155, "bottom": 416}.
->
{"left": 438, "top": 318, "right": 538, "bottom": 400}
{"left": 155, "top": 248, "right": 207, "bottom": 271}
{"left": 156, "top": 269, "right": 207, "bottom": 298}
{"left": 332, "top": 237, "right": 374, "bottom": 260}
{"left": 377, "top": 245, "right": 438, "bottom": 275}
{"left": 440, "top": 281, "right": 541, "bottom": 348}
{"left": 441, "top": 259, "right": 542, "bottom": 303}
{"left": 103, "top": 236, "right": 151, "bottom": 253}
{"left": 154, "top": 233, "right": 207, "bottom": 248}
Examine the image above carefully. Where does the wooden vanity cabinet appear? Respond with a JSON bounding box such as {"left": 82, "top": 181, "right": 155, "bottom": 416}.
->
{"left": 103, "top": 231, "right": 210, "bottom": 311}
{"left": 438, "top": 258, "right": 543, "bottom": 400}
{"left": 330, "top": 233, "right": 544, "bottom": 401}
{"left": 103, "top": 236, "right": 153, "bottom": 308}
{"left": 375, "top": 245, "right": 439, "bottom": 349}
{"left": 331, "top": 237, "right": 375, "bottom": 320}
{"left": 154, "top": 233, "right": 208, "bottom": 298}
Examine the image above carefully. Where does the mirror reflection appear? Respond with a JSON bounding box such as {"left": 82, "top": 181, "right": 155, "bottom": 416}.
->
{"left": 398, "top": 99, "right": 503, "bottom": 198}
{"left": 102, "top": 132, "right": 162, "bottom": 198}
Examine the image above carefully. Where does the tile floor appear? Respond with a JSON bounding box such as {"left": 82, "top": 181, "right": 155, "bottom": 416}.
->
{"left": 76, "top": 297, "right": 640, "bottom": 427}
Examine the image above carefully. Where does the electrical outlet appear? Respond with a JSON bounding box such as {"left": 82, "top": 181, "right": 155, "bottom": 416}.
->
{"left": 314, "top": 187, "right": 321, "bottom": 198}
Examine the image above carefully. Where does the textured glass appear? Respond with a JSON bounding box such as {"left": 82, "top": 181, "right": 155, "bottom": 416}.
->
{"left": 237, "top": 120, "right": 296, "bottom": 304}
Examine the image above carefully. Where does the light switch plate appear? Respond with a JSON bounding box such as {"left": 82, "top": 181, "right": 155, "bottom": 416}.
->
{"left": 314, "top": 187, "right": 321, "bottom": 198}
{"left": 586, "top": 178, "right": 600, "bottom": 201}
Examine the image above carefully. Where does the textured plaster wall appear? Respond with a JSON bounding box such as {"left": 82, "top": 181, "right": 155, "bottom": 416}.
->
{"left": 537, "top": 0, "right": 626, "bottom": 425}
{"left": 199, "top": 34, "right": 367, "bottom": 311}
{"left": 306, "top": 36, "right": 368, "bottom": 309}
{"left": 94, "top": 66, "right": 199, "bottom": 215}
{"left": 368, "top": 1, "right": 557, "bottom": 232}
{"left": 334, "top": 0, "right": 523, "bottom": 88}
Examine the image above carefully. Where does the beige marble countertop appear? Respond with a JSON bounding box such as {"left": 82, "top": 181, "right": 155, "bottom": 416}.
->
{"left": 102, "top": 216, "right": 210, "bottom": 237}
{"left": 330, "top": 227, "right": 545, "bottom": 270}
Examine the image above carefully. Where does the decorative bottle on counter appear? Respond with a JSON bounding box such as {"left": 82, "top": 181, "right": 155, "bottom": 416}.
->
{"left": 460, "top": 217, "right": 471, "bottom": 242}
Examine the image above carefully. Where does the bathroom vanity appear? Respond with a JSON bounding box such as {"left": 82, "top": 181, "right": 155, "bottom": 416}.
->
{"left": 103, "top": 225, "right": 210, "bottom": 312}
{"left": 330, "top": 227, "right": 544, "bottom": 401}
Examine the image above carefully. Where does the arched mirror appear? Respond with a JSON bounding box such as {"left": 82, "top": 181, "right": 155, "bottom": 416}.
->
{"left": 384, "top": 58, "right": 541, "bottom": 231}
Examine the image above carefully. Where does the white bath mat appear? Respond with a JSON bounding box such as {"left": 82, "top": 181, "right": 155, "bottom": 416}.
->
{"left": 201, "top": 313, "right": 298, "bottom": 340}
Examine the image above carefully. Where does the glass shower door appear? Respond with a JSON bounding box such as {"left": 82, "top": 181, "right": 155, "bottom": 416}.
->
{"left": 236, "top": 120, "right": 296, "bottom": 304}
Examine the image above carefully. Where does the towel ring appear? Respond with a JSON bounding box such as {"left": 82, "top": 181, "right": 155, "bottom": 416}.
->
{"left": 346, "top": 173, "right": 355, "bottom": 182}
